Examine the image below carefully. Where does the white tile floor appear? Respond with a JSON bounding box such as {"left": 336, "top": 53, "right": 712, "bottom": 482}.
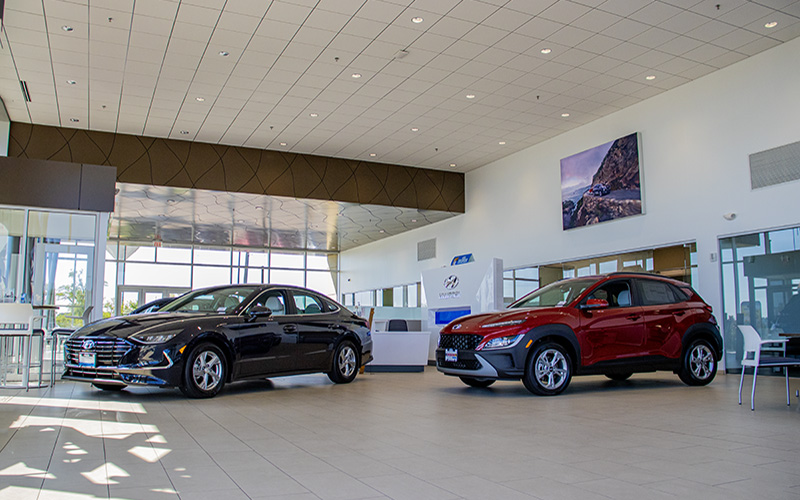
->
{"left": 1, "top": 368, "right": 799, "bottom": 500}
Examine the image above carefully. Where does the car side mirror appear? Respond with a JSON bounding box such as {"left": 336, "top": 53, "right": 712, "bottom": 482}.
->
{"left": 247, "top": 305, "right": 273, "bottom": 320}
{"left": 580, "top": 298, "right": 609, "bottom": 310}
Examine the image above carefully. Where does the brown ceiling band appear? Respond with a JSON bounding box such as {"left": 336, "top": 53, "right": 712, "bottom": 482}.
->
{"left": 8, "top": 123, "right": 465, "bottom": 213}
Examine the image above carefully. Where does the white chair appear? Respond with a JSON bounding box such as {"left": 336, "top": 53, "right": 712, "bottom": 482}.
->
{"left": 0, "top": 303, "right": 47, "bottom": 390}
{"left": 738, "top": 325, "right": 800, "bottom": 410}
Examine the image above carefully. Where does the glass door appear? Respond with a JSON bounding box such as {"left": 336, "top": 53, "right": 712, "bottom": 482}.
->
{"left": 32, "top": 243, "right": 94, "bottom": 330}
{"left": 117, "top": 286, "right": 189, "bottom": 316}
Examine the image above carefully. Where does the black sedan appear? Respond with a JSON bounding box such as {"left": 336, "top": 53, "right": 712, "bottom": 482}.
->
{"left": 62, "top": 285, "right": 373, "bottom": 398}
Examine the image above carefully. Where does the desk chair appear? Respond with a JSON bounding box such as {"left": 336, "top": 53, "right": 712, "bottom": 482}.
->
{"left": 738, "top": 325, "right": 800, "bottom": 410}
{"left": 0, "top": 303, "right": 48, "bottom": 390}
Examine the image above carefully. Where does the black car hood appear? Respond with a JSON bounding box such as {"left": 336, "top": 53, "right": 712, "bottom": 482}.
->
{"left": 72, "top": 312, "right": 224, "bottom": 339}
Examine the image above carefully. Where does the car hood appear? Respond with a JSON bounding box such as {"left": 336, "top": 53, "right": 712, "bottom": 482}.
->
{"left": 71, "top": 312, "right": 223, "bottom": 339}
{"left": 445, "top": 307, "right": 570, "bottom": 333}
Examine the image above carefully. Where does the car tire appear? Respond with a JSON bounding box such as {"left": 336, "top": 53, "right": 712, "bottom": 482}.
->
{"left": 678, "top": 339, "right": 717, "bottom": 386}
{"left": 523, "top": 342, "right": 572, "bottom": 396}
{"left": 92, "top": 382, "right": 125, "bottom": 391}
{"left": 327, "top": 340, "right": 359, "bottom": 384}
{"left": 605, "top": 372, "right": 632, "bottom": 382}
{"left": 459, "top": 376, "right": 495, "bottom": 388}
{"left": 180, "top": 342, "right": 227, "bottom": 398}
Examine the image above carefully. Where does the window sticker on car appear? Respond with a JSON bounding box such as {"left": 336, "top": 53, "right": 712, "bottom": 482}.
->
{"left": 556, "top": 301, "right": 566, "bottom": 306}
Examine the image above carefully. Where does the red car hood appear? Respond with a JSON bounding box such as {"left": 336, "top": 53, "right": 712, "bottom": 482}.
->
{"left": 445, "top": 307, "right": 569, "bottom": 334}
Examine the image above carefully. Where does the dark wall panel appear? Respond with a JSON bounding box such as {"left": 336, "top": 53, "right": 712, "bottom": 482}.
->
{"left": 8, "top": 123, "right": 465, "bottom": 213}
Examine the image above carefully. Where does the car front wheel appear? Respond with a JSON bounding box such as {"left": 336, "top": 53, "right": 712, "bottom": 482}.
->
{"left": 328, "top": 340, "right": 359, "bottom": 384}
{"left": 523, "top": 342, "right": 572, "bottom": 396}
{"left": 679, "top": 339, "right": 717, "bottom": 386}
{"left": 180, "top": 342, "right": 227, "bottom": 398}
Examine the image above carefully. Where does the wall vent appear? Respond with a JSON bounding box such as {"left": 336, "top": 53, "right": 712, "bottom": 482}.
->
{"left": 417, "top": 238, "right": 436, "bottom": 261}
{"left": 750, "top": 139, "right": 800, "bottom": 189}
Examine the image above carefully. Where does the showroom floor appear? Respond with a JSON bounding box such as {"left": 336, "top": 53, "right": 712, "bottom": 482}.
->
{"left": 1, "top": 368, "right": 799, "bottom": 500}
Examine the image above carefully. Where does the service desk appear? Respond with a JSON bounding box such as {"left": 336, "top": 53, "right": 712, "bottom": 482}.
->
{"left": 366, "top": 330, "right": 430, "bottom": 372}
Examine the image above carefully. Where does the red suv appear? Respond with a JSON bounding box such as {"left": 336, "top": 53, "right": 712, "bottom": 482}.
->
{"left": 436, "top": 273, "right": 721, "bottom": 395}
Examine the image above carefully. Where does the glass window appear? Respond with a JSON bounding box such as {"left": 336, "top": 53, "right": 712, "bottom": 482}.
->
{"left": 308, "top": 252, "right": 336, "bottom": 270}
{"left": 192, "top": 266, "right": 231, "bottom": 288}
{"left": 249, "top": 290, "right": 286, "bottom": 316}
{"left": 270, "top": 269, "right": 304, "bottom": 287}
{"left": 157, "top": 246, "right": 192, "bottom": 263}
{"left": 511, "top": 278, "right": 597, "bottom": 308}
{"left": 127, "top": 246, "right": 156, "bottom": 262}
{"left": 292, "top": 291, "right": 325, "bottom": 315}
{"left": 515, "top": 267, "right": 538, "bottom": 280}
{"left": 271, "top": 251, "right": 304, "bottom": 269}
{"left": 306, "top": 270, "right": 335, "bottom": 298}
{"left": 244, "top": 251, "right": 268, "bottom": 267}
{"left": 126, "top": 263, "right": 191, "bottom": 287}
{"left": 164, "top": 286, "right": 258, "bottom": 314}
{"left": 587, "top": 280, "right": 632, "bottom": 308}
{"left": 408, "top": 283, "right": 419, "bottom": 308}
{"left": 194, "top": 248, "right": 232, "bottom": 266}
{"left": 0, "top": 208, "right": 25, "bottom": 302}
{"left": 638, "top": 279, "right": 679, "bottom": 305}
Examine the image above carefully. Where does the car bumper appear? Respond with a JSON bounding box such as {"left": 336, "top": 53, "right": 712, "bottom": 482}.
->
{"left": 63, "top": 339, "right": 183, "bottom": 387}
{"left": 435, "top": 347, "right": 525, "bottom": 379}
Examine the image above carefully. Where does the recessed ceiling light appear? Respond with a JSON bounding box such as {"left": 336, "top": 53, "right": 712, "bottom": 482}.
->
{"left": 450, "top": 163, "right": 456, "bottom": 167}
{"left": 369, "top": 153, "right": 377, "bottom": 157}
{"left": 195, "top": 97, "right": 205, "bottom": 102}
{"left": 66, "top": 80, "right": 76, "bottom": 85}
{"left": 351, "top": 73, "right": 362, "bottom": 78}
{"left": 499, "top": 141, "right": 506, "bottom": 145}
{"left": 180, "top": 130, "right": 189, "bottom": 135}
{"left": 541, "top": 48, "right": 552, "bottom": 54}
{"left": 255, "top": 206, "right": 263, "bottom": 210}
{"left": 219, "top": 50, "right": 230, "bottom": 56}
{"left": 412, "top": 17, "right": 424, "bottom": 24}
{"left": 309, "top": 113, "right": 318, "bottom": 117}
{"left": 411, "top": 219, "right": 417, "bottom": 223}
{"left": 379, "top": 230, "right": 385, "bottom": 233}
{"left": 237, "top": 219, "right": 245, "bottom": 224}
{"left": 167, "top": 199, "right": 176, "bottom": 204}
{"left": 561, "top": 113, "right": 570, "bottom": 117}
{"left": 62, "top": 25, "right": 73, "bottom": 32}
{"left": 646, "top": 75, "right": 656, "bottom": 80}
{"left": 279, "top": 142, "right": 287, "bottom": 146}
{"left": 69, "top": 118, "right": 79, "bottom": 122}
{"left": 466, "top": 94, "right": 475, "bottom": 99}
{"left": 765, "top": 21, "right": 778, "bottom": 28}
{"left": 411, "top": 127, "right": 419, "bottom": 132}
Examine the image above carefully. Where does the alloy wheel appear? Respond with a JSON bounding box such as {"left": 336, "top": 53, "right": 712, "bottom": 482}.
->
{"left": 534, "top": 348, "right": 569, "bottom": 390}
{"left": 192, "top": 350, "right": 223, "bottom": 391}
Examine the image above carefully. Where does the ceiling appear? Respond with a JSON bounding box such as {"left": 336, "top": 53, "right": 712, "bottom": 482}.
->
{"left": 110, "top": 182, "right": 459, "bottom": 251}
{"left": 1, "top": 0, "right": 798, "bottom": 174}
{"left": 1, "top": 0, "right": 799, "bottom": 251}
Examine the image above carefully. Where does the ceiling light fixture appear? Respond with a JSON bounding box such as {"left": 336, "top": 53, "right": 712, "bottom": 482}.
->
{"left": 180, "top": 130, "right": 189, "bottom": 135}
{"left": 466, "top": 94, "right": 475, "bottom": 99}
{"left": 765, "top": 21, "right": 778, "bottom": 28}
{"left": 309, "top": 113, "right": 318, "bottom": 117}
{"left": 412, "top": 17, "right": 424, "bottom": 23}
{"left": 255, "top": 206, "right": 263, "bottom": 210}
{"left": 450, "top": 163, "right": 456, "bottom": 167}
{"left": 219, "top": 50, "right": 230, "bottom": 56}
{"left": 369, "top": 153, "right": 377, "bottom": 157}
{"left": 70, "top": 118, "right": 79, "bottom": 122}
{"left": 411, "top": 127, "right": 419, "bottom": 132}
{"left": 351, "top": 73, "right": 362, "bottom": 78}
{"left": 541, "top": 48, "right": 552, "bottom": 54}
{"left": 499, "top": 141, "right": 506, "bottom": 145}
{"left": 195, "top": 97, "right": 205, "bottom": 102}
{"left": 66, "top": 80, "right": 76, "bottom": 85}
{"left": 561, "top": 113, "right": 570, "bottom": 117}
{"left": 62, "top": 25, "right": 73, "bottom": 32}
{"left": 411, "top": 219, "right": 417, "bottom": 223}
{"left": 279, "top": 142, "right": 287, "bottom": 146}
{"left": 393, "top": 49, "right": 409, "bottom": 59}
{"left": 646, "top": 75, "right": 656, "bottom": 80}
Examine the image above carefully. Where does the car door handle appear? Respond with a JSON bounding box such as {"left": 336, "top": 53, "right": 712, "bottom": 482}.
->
{"left": 283, "top": 324, "right": 298, "bottom": 333}
{"left": 626, "top": 314, "right": 641, "bottom": 321}
{"left": 673, "top": 311, "right": 686, "bottom": 316}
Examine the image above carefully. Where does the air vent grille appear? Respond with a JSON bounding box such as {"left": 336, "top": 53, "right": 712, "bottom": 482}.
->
{"left": 750, "top": 140, "right": 800, "bottom": 189}
{"left": 19, "top": 80, "right": 31, "bottom": 102}
{"left": 417, "top": 238, "right": 436, "bottom": 261}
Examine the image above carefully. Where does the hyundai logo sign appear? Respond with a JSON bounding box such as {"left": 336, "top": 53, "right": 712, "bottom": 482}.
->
{"left": 81, "top": 339, "right": 95, "bottom": 350}
{"left": 443, "top": 275, "right": 459, "bottom": 289}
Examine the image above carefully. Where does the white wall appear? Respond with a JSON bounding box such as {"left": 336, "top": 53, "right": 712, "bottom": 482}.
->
{"left": 340, "top": 36, "right": 800, "bottom": 322}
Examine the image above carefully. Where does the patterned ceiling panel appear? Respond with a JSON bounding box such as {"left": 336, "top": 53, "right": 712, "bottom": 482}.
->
{"left": 8, "top": 123, "right": 465, "bottom": 213}
{"left": 110, "top": 183, "right": 460, "bottom": 252}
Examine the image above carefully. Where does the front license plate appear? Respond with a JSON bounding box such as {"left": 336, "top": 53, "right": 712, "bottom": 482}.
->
{"left": 445, "top": 348, "right": 458, "bottom": 362}
{"left": 79, "top": 352, "right": 96, "bottom": 367}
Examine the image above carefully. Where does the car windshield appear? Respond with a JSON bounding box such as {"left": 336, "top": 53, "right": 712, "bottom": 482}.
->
{"left": 159, "top": 286, "right": 260, "bottom": 314}
{"left": 509, "top": 278, "right": 599, "bottom": 308}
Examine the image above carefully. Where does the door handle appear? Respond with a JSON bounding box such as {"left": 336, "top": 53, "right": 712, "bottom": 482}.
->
{"left": 283, "top": 324, "right": 298, "bottom": 333}
{"left": 625, "top": 314, "right": 640, "bottom": 321}
{"left": 673, "top": 311, "right": 686, "bottom": 316}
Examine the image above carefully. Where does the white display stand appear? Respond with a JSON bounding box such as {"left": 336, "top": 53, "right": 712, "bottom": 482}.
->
{"left": 421, "top": 258, "right": 504, "bottom": 359}
{"left": 367, "top": 331, "right": 430, "bottom": 372}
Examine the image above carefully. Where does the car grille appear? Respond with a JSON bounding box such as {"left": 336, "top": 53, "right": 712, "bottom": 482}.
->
{"left": 65, "top": 337, "right": 132, "bottom": 368}
{"left": 439, "top": 359, "right": 481, "bottom": 370}
{"left": 439, "top": 334, "right": 482, "bottom": 350}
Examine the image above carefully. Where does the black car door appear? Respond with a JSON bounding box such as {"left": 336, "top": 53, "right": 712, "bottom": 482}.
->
{"left": 288, "top": 290, "right": 342, "bottom": 370}
{"left": 232, "top": 289, "right": 299, "bottom": 377}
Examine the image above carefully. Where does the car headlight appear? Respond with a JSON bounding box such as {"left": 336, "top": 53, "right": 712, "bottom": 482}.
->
{"left": 131, "top": 330, "right": 181, "bottom": 344}
{"left": 479, "top": 334, "right": 524, "bottom": 350}
{"left": 480, "top": 319, "right": 525, "bottom": 328}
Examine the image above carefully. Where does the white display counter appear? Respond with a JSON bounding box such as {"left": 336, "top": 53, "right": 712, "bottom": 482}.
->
{"left": 366, "top": 330, "right": 430, "bottom": 372}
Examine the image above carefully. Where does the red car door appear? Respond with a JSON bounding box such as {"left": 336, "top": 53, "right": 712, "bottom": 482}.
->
{"left": 636, "top": 278, "right": 690, "bottom": 359}
{"left": 579, "top": 279, "right": 646, "bottom": 365}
